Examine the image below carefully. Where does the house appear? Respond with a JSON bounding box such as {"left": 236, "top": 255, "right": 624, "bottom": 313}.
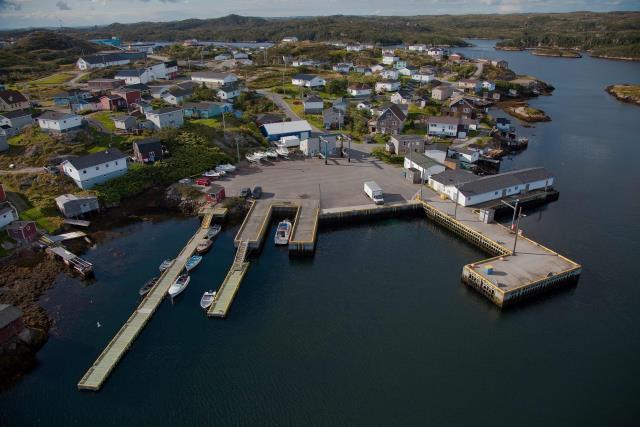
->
{"left": 370, "top": 64, "right": 385, "bottom": 73}
{"left": 0, "top": 304, "right": 25, "bottom": 346}
{"left": 496, "top": 117, "right": 512, "bottom": 132}
{"left": 71, "top": 96, "right": 102, "bottom": 114}
{"left": 37, "top": 111, "right": 83, "bottom": 133}
{"left": 0, "top": 90, "right": 29, "bottom": 111}
{"left": 482, "top": 81, "right": 496, "bottom": 91}
{"left": 300, "top": 134, "right": 338, "bottom": 157}
{"left": 111, "top": 88, "right": 141, "bottom": 106}
{"left": 445, "top": 98, "right": 479, "bottom": 120}
{"left": 261, "top": 120, "right": 312, "bottom": 142}
{"left": 182, "top": 101, "right": 233, "bottom": 119}
{"left": 408, "top": 44, "right": 427, "bottom": 52}
{"left": 114, "top": 63, "right": 168, "bottom": 85}
{"left": 146, "top": 107, "right": 184, "bottom": 130}
{"left": 380, "top": 69, "right": 399, "bottom": 80}
{"left": 411, "top": 72, "right": 435, "bottom": 83}
{"left": 61, "top": 148, "right": 128, "bottom": 189}
{"left": 356, "top": 100, "right": 372, "bottom": 111}
{"left": 322, "top": 108, "right": 344, "bottom": 130}
{"left": 112, "top": 115, "right": 137, "bottom": 131}
{"left": 431, "top": 85, "right": 454, "bottom": 101}
{"left": 164, "top": 60, "right": 178, "bottom": 79}
{"left": 133, "top": 138, "right": 164, "bottom": 163}
{"left": 491, "top": 59, "right": 508, "bottom": 69}
{"left": 76, "top": 51, "right": 146, "bottom": 70}
{"left": 53, "top": 89, "right": 92, "bottom": 106}
{"left": 353, "top": 66, "right": 372, "bottom": 75}
{"left": 427, "top": 48, "right": 445, "bottom": 59}
{"left": 99, "top": 95, "right": 127, "bottom": 111}
{"left": 292, "top": 59, "right": 317, "bottom": 68}
{"left": 387, "top": 134, "right": 426, "bottom": 155}
{"left": 87, "top": 78, "right": 125, "bottom": 92}
{"left": 449, "top": 53, "right": 463, "bottom": 63}
{"left": 303, "top": 95, "right": 324, "bottom": 114}
{"left": 382, "top": 55, "right": 399, "bottom": 65}
{"left": 6, "top": 221, "right": 38, "bottom": 243}
{"left": 375, "top": 80, "right": 401, "bottom": 93}
{"left": 348, "top": 84, "right": 372, "bottom": 97}
{"left": 424, "top": 143, "right": 451, "bottom": 164}
{"left": 216, "top": 83, "right": 241, "bottom": 100}
{"left": 404, "top": 152, "right": 446, "bottom": 181}
{"left": 162, "top": 88, "right": 192, "bottom": 105}
{"left": 398, "top": 66, "right": 418, "bottom": 77}
{"left": 0, "top": 110, "right": 32, "bottom": 130}
{"left": 0, "top": 203, "right": 18, "bottom": 229}
{"left": 429, "top": 167, "right": 554, "bottom": 207}
{"left": 291, "top": 74, "right": 326, "bottom": 88}
{"left": 332, "top": 63, "right": 352, "bottom": 74}
{"left": 390, "top": 90, "right": 413, "bottom": 105}
{"left": 149, "top": 85, "right": 171, "bottom": 99}
{"left": 427, "top": 116, "right": 476, "bottom": 138}
{"left": 190, "top": 72, "right": 238, "bottom": 88}
{"left": 346, "top": 45, "right": 365, "bottom": 52}
{"left": 214, "top": 54, "right": 231, "bottom": 61}
{"left": 55, "top": 194, "right": 100, "bottom": 217}
{"left": 368, "top": 104, "right": 406, "bottom": 135}
{"left": 282, "top": 36, "right": 298, "bottom": 43}
{"left": 458, "top": 79, "right": 481, "bottom": 93}
{"left": 332, "top": 98, "right": 348, "bottom": 113}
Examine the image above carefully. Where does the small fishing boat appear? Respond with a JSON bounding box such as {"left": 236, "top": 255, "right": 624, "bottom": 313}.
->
{"left": 265, "top": 149, "right": 278, "bottom": 159}
{"left": 274, "top": 219, "right": 292, "bottom": 245}
{"left": 159, "top": 259, "right": 173, "bottom": 272}
{"left": 216, "top": 163, "right": 236, "bottom": 173}
{"left": 185, "top": 255, "right": 203, "bottom": 271}
{"left": 168, "top": 274, "right": 190, "bottom": 298}
{"left": 200, "top": 290, "right": 217, "bottom": 309}
{"left": 196, "top": 238, "right": 213, "bottom": 254}
{"left": 203, "top": 170, "right": 222, "bottom": 178}
{"left": 206, "top": 224, "right": 222, "bottom": 240}
{"left": 245, "top": 153, "right": 261, "bottom": 163}
{"left": 276, "top": 146, "right": 289, "bottom": 158}
{"left": 139, "top": 277, "right": 158, "bottom": 296}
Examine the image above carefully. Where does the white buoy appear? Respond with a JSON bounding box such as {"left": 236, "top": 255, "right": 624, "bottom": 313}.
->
{"left": 96, "top": 321, "right": 102, "bottom": 328}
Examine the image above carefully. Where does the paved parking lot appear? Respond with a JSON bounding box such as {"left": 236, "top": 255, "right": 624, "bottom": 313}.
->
{"left": 218, "top": 146, "right": 421, "bottom": 209}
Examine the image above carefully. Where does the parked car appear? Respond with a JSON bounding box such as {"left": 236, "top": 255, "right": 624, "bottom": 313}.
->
{"left": 251, "top": 186, "right": 262, "bottom": 199}
{"left": 240, "top": 187, "right": 251, "bottom": 198}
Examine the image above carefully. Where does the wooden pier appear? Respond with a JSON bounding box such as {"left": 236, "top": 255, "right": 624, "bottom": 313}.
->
{"left": 77, "top": 222, "right": 210, "bottom": 391}
{"left": 206, "top": 241, "right": 250, "bottom": 318}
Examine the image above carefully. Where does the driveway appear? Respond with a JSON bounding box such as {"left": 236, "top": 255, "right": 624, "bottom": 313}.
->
{"left": 0, "top": 167, "right": 45, "bottom": 175}
{"left": 257, "top": 89, "right": 321, "bottom": 132}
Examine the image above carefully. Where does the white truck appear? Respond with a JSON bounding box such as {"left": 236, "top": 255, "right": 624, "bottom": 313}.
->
{"left": 278, "top": 135, "right": 300, "bottom": 148}
{"left": 364, "top": 181, "right": 384, "bottom": 205}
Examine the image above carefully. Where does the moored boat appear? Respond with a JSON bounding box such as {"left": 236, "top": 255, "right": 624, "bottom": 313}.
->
{"left": 200, "top": 290, "right": 216, "bottom": 309}
{"left": 276, "top": 146, "right": 289, "bottom": 158}
{"left": 139, "top": 277, "right": 158, "bottom": 296}
{"left": 265, "top": 149, "right": 278, "bottom": 159}
{"left": 245, "top": 153, "right": 261, "bottom": 163}
{"left": 206, "top": 224, "right": 222, "bottom": 240}
{"left": 185, "top": 255, "right": 203, "bottom": 271}
{"left": 159, "top": 259, "right": 173, "bottom": 272}
{"left": 168, "top": 274, "right": 190, "bottom": 298}
{"left": 274, "top": 219, "right": 292, "bottom": 245}
{"left": 215, "top": 163, "right": 236, "bottom": 173}
{"left": 203, "top": 170, "right": 221, "bottom": 178}
{"left": 196, "top": 239, "right": 213, "bottom": 254}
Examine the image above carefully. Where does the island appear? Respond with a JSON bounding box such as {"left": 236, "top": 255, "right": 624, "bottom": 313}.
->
{"left": 504, "top": 102, "right": 551, "bottom": 122}
{"left": 531, "top": 49, "right": 582, "bottom": 58}
{"left": 606, "top": 84, "right": 640, "bottom": 106}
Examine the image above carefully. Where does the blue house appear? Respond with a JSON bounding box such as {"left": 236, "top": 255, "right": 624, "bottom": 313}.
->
{"left": 260, "top": 120, "right": 312, "bottom": 142}
{"left": 182, "top": 101, "right": 233, "bottom": 119}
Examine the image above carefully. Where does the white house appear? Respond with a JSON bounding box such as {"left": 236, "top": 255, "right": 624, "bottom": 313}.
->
{"left": 216, "top": 83, "right": 241, "bottom": 100}
{"left": 190, "top": 72, "right": 238, "bottom": 88}
{"left": 291, "top": 74, "right": 326, "bottom": 88}
{"left": 482, "top": 81, "right": 496, "bottom": 91}
{"left": 427, "top": 116, "right": 463, "bottom": 138}
{"left": 390, "top": 91, "right": 412, "bottom": 105}
{"left": 332, "top": 63, "right": 352, "bottom": 73}
{"left": 61, "top": 148, "right": 128, "bottom": 189}
{"left": 346, "top": 45, "right": 365, "bottom": 52}
{"left": 370, "top": 64, "right": 385, "bottom": 73}
{"left": 37, "top": 111, "right": 83, "bottom": 133}
{"left": 380, "top": 69, "right": 399, "bottom": 80}
{"left": 146, "top": 107, "right": 184, "bottom": 130}
{"left": 375, "top": 80, "right": 401, "bottom": 93}
{"left": 348, "top": 84, "right": 372, "bottom": 97}
{"left": 431, "top": 85, "right": 454, "bottom": 101}
{"left": 0, "top": 203, "right": 18, "bottom": 229}
{"left": 429, "top": 168, "right": 554, "bottom": 207}
{"left": 356, "top": 100, "right": 372, "bottom": 111}
{"left": 114, "top": 63, "right": 168, "bottom": 85}
{"left": 382, "top": 55, "right": 399, "bottom": 65}
{"left": 404, "top": 153, "right": 446, "bottom": 180}
{"left": 412, "top": 73, "right": 435, "bottom": 83}
{"left": 408, "top": 44, "right": 427, "bottom": 52}
{"left": 282, "top": 36, "right": 298, "bottom": 43}
{"left": 292, "top": 59, "right": 317, "bottom": 67}
{"left": 300, "top": 134, "right": 338, "bottom": 157}
{"left": 76, "top": 52, "right": 146, "bottom": 71}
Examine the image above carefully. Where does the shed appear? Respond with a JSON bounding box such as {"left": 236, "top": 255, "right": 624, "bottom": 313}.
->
{"left": 0, "top": 304, "right": 25, "bottom": 345}
{"left": 205, "top": 184, "right": 226, "bottom": 203}
{"left": 113, "top": 115, "right": 137, "bottom": 131}
{"left": 133, "top": 138, "right": 164, "bottom": 163}
{"left": 6, "top": 220, "right": 38, "bottom": 243}
{"left": 55, "top": 194, "right": 100, "bottom": 218}
{"left": 261, "top": 120, "right": 312, "bottom": 142}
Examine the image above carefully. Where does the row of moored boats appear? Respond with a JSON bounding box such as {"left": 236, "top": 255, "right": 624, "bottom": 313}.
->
{"left": 139, "top": 224, "right": 222, "bottom": 310}
{"left": 246, "top": 147, "right": 289, "bottom": 163}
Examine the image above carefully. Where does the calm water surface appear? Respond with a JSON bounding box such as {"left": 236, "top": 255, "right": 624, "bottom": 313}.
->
{"left": 1, "top": 40, "right": 639, "bottom": 426}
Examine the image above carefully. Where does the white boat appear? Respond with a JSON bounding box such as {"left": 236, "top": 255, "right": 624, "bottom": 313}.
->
{"left": 265, "top": 149, "right": 278, "bottom": 159}
{"left": 159, "top": 259, "right": 173, "bottom": 272}
{"left": 203, "top": 170, "right": 222, "bottom": 178}
{"left": 200, "top": 290, "right": 216, "bottom": 309}
{"left": 216, "top": 164, "right": 236, "bottom": 173}
{"left": 276, "top": 146, "right": 289, "bottom": 158}
{"left": 206, "top": 224, "right": 222, "bottom": 240}
{"left": 196, "top": 239, "right": 213, "bottom": 254}
{"left": 274, "top": 219, "right": 292, "bottom": 245}
{"left": 168, "top": 274, "right": 190, "bottom": 298}
{"left": 245, "top": 153, "right": 261, "bottom": 163}
{"left": 185, "top": 255, "right": 203, "bottom": 271}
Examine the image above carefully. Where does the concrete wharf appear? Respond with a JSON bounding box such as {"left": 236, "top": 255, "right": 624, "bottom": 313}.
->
{"left": 77, "top": 222, "right": 210, "bottom": 391}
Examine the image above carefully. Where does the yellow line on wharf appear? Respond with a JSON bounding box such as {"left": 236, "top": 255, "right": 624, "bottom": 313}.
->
{"left": 77, "top": 225, "right": 209, "bottom": 391}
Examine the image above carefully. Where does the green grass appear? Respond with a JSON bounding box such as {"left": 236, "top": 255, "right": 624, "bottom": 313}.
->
{"left": 90, "top": 111, "right": 117, "bottom": 132}
{"left": 20, "top": 206, "right": 62, "bottom": 233}
{"left": 285, "top": 100, "right": 324, "bottom": 130}
{"left": 31, "top": 72, "right": 74, "bottom": 85}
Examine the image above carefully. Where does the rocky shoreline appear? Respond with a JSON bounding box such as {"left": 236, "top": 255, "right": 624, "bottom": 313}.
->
{"left": 606, "top": 84, "right": 640, "bottom": 106}
{"left": 502, "top": 102, "right": 551, "bottom": 122}
{"left": 532, "top": 49, "right": 582, "bottom": 58}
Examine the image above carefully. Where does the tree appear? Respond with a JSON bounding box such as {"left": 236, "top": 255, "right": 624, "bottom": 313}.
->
{"left": 326, "top": 79, "right": 348, "bottom": 95}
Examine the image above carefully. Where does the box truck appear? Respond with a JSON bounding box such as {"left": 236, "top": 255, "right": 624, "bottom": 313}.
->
{"left": 364, "top": 181, "right": 384, "bottom": 205}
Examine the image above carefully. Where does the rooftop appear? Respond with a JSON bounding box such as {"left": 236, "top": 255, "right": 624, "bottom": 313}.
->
{"left": 148, "top": 106, "right": 183, "bottom": 115}
{"left": 458, "top": 168, "right": 553, "bottom": 197}
{"left": 38, "top": 111, "right": 78, "bottom": 121}
{"left": 65, "top": 148, "right": 126, "bottom": 170}
{"left": 0, "top": 110, "right": 31, "bottom": 119}
{"left": 0, "top": 90, "right": 27, "bottom": 105}
{"left": 262, "top": 120, "right": 312, "bottom": 135}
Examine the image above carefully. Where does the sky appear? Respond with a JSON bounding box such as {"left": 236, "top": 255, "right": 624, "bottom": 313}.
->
{"left": 0, "top": 0, "right": 638, "bottom": 30}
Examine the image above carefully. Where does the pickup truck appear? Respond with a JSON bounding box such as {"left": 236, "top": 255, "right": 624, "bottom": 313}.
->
{"left": 364, "top": 181, "right": 384, "bottom": 205}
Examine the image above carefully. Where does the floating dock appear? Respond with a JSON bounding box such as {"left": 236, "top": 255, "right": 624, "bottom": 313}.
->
{"left": 77, "top": 223, "right": 210, "bottom": 391}
{"left": 206, "top": 241, "right": 250, "bottom": 318}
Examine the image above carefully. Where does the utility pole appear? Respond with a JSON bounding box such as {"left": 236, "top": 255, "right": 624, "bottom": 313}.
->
{"left": 453, "top": 185, "right": 460, "bottom": 219}
{"left": 348, "top": 135, "right": 351, "bottom": 163}
{"left": 501, "top": 199, "right": 520, "bottom": 230}
{"left": 513, "top": 207, "right": 524, "bottom": 254}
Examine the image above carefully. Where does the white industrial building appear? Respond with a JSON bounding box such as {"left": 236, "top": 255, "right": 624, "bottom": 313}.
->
{"left": 190, "top": 72, "right": 238, "bottom": 88}
{"left": 300, "top": 134, "right": 338, "bottom": 157}
{"left": 429, "top": 167, "right": 555, "bottom": 207}
{"left": 404, "top": 153, "right": 446, "bottom": 180}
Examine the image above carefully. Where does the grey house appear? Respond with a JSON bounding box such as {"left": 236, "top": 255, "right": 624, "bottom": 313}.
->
{"left": 0, "top": 110, "right": 32, "bottom": 130}
{"left": 55, "top": 194, "right": 100, "bottom": 218}
{"left": 387, "top": 135, "right": 426, "bottom": 155}
{"left": 322, "top": 107, "right": 345, "bottom": 130}
{"left": 113, "top": 115, "right": 137, "bottom": 131}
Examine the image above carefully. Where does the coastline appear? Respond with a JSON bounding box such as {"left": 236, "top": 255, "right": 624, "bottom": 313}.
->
{"left": 605, "top": 85, "right": 640, "bottom": 106}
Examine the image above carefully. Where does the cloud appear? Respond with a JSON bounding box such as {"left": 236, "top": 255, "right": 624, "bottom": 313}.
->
{"left": 56, "top": 1, "right": 71, "bottom": 10}
{"left": 0, "top": 0, "right": 22, "bottom": 11}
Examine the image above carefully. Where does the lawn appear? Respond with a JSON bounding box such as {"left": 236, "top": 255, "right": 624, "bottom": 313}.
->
{"left": 31, "top": 72, "right": 74, "bottom": 85}
{"left": 20, "top": 206, "right": 63, "bottom": 234}
{"left": 90, "top": 111, "right": 117, "bottom": 132}
{"left": 285, "top": 99, "right": 324, "bottom": 130}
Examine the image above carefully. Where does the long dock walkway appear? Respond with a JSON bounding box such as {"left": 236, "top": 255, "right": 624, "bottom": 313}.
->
{"left": 418, "top": 190, "right": 581, "bottom": 307}
{"left": 206, "top": 241, "right": 250, "bottom": 318}
{"left": 77, "top": 224, "right": 209, "bottom": 391}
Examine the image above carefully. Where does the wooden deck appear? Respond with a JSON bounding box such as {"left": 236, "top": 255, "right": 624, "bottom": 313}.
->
{"left": 206, "top": 241, "right": 250, "bottom": 318}
{"left": 77, "top": 225, "right": 209, "bottom": 391}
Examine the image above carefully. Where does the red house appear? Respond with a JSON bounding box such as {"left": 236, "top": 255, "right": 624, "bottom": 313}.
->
{"left": 6, "top": 220, "right": 38, "bottom": 243}
{"left": 111, "top": 88, "right": 141, "bottom": 106}
{"left": 206, "top": 184, "right": 226, "bottom": 203}
{"left": 0, "top": 183, "right": 5, "bottom": 202}
{"left": 99, "top": 94, "right": 127, "bottom": 111}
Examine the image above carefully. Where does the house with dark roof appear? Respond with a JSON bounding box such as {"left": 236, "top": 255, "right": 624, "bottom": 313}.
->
{"left": 0, "top": 110, "right": 32, "bottom": 131}
{"left": 87, "top": 78, "right": 125, "bottom": 92}
{"left": 322, "top": 107, "right": 344, "bottom": 130}
{"left": 6, "top": 220, "right": 38, "bottom": 243}
{"left": 0, "top": 90, "right": 29, "bottom": 111}
{"left": 348, "top": 84, "right": 372, "bottom": 97}
{"left": 37, "top": 111, "right": 83, "bottom": 133}
{"left": 112, "top": 115, "right": 137, "bottom": 132}
{"left": 303, "top": 95, "right": 324, "bottom": 114}
{"left": 429, "top": 167, "right": 554, "bottom": 206}
{"left": 133, "top": 138, "right": 165, "bottom": 163}
{"left": 76, "top": 51, "right": 146, "bottom": 71}
{"left": 0, "top": 304, "right": 25, "bottom": 346}
{"left": 55, "top": 194, "right": 100, "bottom": 218}
{"left": 216, "top": 82, "right": 241, "bottom": 100}
{"left": 61, "top": 148, "right": 128, "bottom": 189}
{"left": 53, "top": 89, "right": 92, "bottom": 106}
{"left": 0, "top": 202, "right": 19, "bottom": 229}
{"left": 368, "top": 104, "right": 407, "bottom": 135}
{"left": 162, "top": 88, "right": 193, "bottom": 105}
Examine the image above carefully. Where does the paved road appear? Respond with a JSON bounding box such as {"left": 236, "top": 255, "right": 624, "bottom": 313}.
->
{"left": 257, "top": 89, "right": 321, "bottom": 132}
{"left": 68, "top": 71, "right": 89, "bottom": 88}
{"left": 472, "top": 62, "right": 484, "bottom": 79}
